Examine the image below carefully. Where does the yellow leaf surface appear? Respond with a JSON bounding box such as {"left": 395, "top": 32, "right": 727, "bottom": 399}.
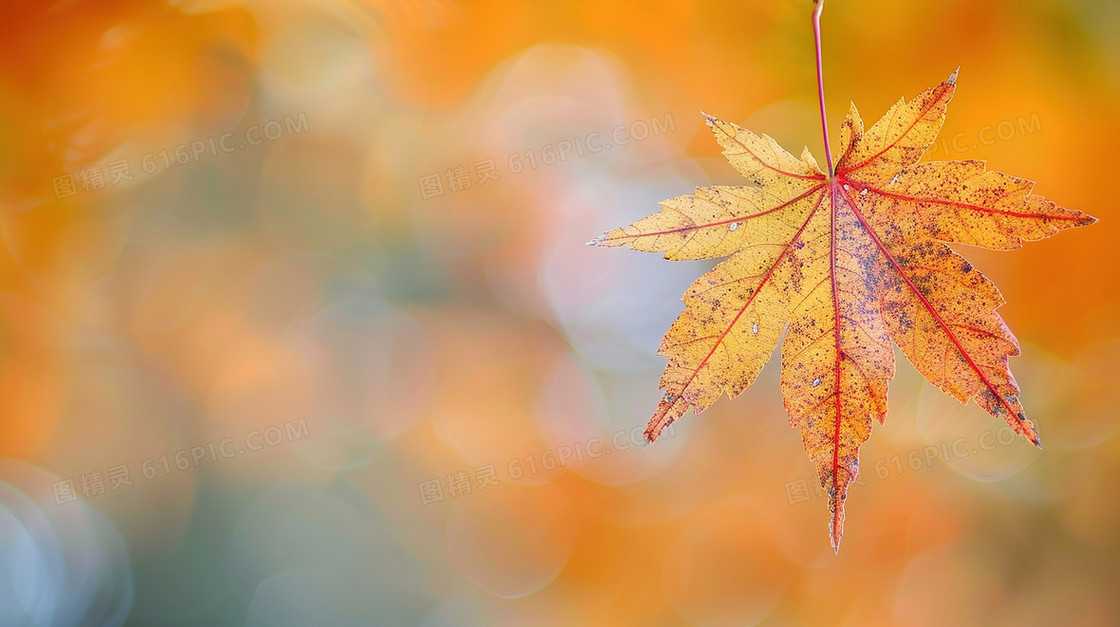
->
{"left": 591, "top": 71, "right": 1096, "bottom": 552}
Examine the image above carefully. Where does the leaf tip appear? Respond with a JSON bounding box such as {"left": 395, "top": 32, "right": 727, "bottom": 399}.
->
{"left": 947, "top": 66, "right": 960, "bottom": 86}
{"left": 701, "top": 111, "right": 719, "bottom": 126}
{"left": 586, "top": 233, "right": 609, "bottom": 247}
{"left": 645, "top": 392, "right": 687, "bottom": 445}
{"left": 830, "top": 522, "right": 843, "bottom": 554}
{"left": 828, "top": 488, "right": 846, "bottom": 554}
{"left": 1021, "top": 417, "right": 1042, "bottom": 449}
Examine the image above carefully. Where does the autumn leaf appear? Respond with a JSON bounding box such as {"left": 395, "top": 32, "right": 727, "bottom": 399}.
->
{"left": 589, "top": 69, "right": 1096, "bottom": 552}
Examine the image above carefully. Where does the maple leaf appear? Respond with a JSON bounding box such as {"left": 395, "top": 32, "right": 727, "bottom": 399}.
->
{"left": 589, "top": 70, "right": 1096, "bottom": 551}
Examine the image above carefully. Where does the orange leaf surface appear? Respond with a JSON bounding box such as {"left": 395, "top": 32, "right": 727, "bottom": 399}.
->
{"left": 590, "top": 71, "right": 1096, "bottom": 552}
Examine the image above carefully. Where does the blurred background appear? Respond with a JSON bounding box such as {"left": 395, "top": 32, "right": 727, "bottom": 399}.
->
{"left": 1, "top": 0, "right": 1118, "bottom": 624}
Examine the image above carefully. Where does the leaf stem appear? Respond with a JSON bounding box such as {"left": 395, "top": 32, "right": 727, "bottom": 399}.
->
{"left": 812, "top": 0, "right": 834, "bottom": 176}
